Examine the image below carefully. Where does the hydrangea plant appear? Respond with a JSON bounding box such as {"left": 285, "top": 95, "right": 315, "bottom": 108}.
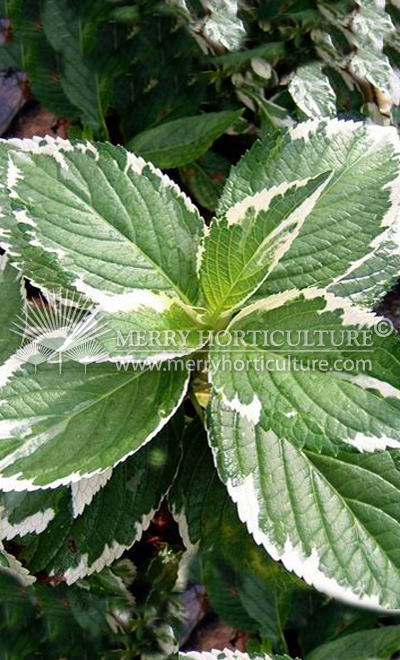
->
{"left": 0, "top": 118, "right": 400, "bottom": 616}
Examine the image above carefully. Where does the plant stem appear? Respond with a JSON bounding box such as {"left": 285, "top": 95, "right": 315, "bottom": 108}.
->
{"left": 189, "top": 387, "right": 205, "bottom": 422}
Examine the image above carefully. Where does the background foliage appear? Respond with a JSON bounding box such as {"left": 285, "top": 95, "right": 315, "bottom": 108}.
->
{"left": 2, "top": 0, "right": 400, "bottom": 212}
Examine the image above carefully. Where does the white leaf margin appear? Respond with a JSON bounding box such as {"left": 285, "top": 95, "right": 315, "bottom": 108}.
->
{"left": 223, "top": 435, "right": 399, "bottom": 614}
{"left": 0, "top": 353, "right": 190, "bottom": 491}
{"left": 219, "top": 119, "right": 400, "bottom": 305}
{"left": 0, "top": 542, "right": 35, "bottom": 585}
{"left": 199, "top": 174, "right": 333, "bottom": 317}
{"left": 288, "top": 62, "right": 337, "bottom": 117}
{"left": 71, "top": 469, "right": 113, "bottom": 518}
{"left": 170, "top": 505, "right": 200, "bottom": 591}
{"left": 58, "top": 434, "right": 184, "bottom": 584}
{"left": 0, "top": 135, "right": 205, "bottom": 306}
{"left": 0, "top": 505, "right": 55, "bottom": 541}
{"left": 288, "top": 121, "right": 400, "bottom": 274}
{"left": 58, "top": 506, "right": 157, "bottom": 585}
{"left": 212, "top": 286, "right": 400, "bottom": 441}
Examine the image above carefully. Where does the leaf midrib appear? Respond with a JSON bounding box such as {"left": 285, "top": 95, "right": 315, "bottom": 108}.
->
{"left": 17, "top": 153, "right": 196, "bottom": 306}
{"left": 203, "top": 210, "right": 296, "bottom": 317}
{"left": 302, "top": 445, "right": 400, "bottom": 600}
{"left": 6, "top": 366, "right": 169, "bottom": 440}
{"left": 132, "top": 112, "right": 239, "bottom": 156}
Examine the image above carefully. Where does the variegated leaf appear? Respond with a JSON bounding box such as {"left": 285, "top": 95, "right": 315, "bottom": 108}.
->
{"left": 199, "top": 173, "right": 331, "bottom": 320}
{"left": 0, "top": 136, "right": 205, "bottom": 309}
{"left": 210, "top": 289, "right": 400, "bottom": 453}
{"left": 0, "top": 256, "right": 23, "bottom": 364}
{"left": 170, "top": 420, "right": 303, "bottom": 643}
{"left": 170, "top": 419, "right": 301, "bottom": 591}
{"left": 23, "top": 417, "right": 182, "bottom": 584}
{"left": 0, "top": 488, "right": 61, "bottom": 540}
{"left": 0, "top": 542, "right": 35, "bottom": 585}
{"left": 207, "top": 288, "right": 400, "bottom": 609}
{"left": 218, "top": 119, "right": 400, "bottom": 307}
{"left": 208, "top": 394, "right": 400, "bottom": 610}
{"left": 288, "top": 63, "right": 336, "bottom": 118}
{"left": 349, "top": 0, "right": 400, "bottom": 110}
{"left": 0, "top": 356, "right": 189, "bottom": 490}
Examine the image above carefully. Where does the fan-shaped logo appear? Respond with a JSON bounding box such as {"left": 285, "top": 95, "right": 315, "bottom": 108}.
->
{"left": 10, "top": 290, "right": 110, "bottom": 372}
